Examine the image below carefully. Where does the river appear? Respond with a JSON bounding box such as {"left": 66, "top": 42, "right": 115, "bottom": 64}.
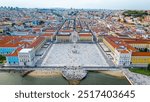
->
{"left": 0, "top": 71, "right": 130, "bottom": 85}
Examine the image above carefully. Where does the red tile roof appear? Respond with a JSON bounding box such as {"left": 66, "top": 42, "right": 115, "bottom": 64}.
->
{"left": 132, "top": 52, "right": 150, "bottom": 56}
{"left": 104, "top": 36, "right": 137, "bottom": 52}
{"left": 118, "top": 50, "right": 130, "bottom": 53}
{"left": 119, "top": 38, "right": 150, "bottom": 44}
{"left": 79, "top": 33, "right": 92, "bottom": 37}
{"left": 42, "top": 33, "right": 53, "bottom": 37}
{"left": 0, "top": 36, "right": 36, "bottom": 48}
{"left": 45, "top": 30, "right": 55, "bottom": 32}
{"left": 27, "top": 36, "right": 45, "bottom": 48}
{"left": 60, "top": 30, "right": 73, "bottom": 32}
{"left": 6, "top": 47, "right": 22, "bottom": 56}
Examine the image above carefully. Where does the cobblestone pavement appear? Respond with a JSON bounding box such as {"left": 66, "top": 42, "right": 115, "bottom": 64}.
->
{"left": 123, "top": 69, "right": 150, "bottom": 85}
{"left": 41, "top": 43, "right": 109, "bottom": 66}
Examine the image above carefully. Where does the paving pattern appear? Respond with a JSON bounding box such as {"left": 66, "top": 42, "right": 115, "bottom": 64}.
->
{"left": 41, "top": 43, "right": 109, "bottom": 67}
{"left": 123, "top": 69, "right": 150, "bottom": 85}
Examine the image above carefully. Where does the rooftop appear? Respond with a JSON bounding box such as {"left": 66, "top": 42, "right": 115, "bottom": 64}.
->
{"left": 7, "top": 47, "right": 22, "bottom": 56}
{"left": 132, "top": 52, "right": 150, "bottom": 56}
{"left": 19, "top": 48, "right": 32, "bottom": 53}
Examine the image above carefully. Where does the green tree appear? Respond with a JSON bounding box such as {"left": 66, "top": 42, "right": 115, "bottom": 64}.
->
{"left": 0, "top": 55, "right": 6, "bottom": 61}
{"left": 144, "top": 48, "right": 148, "bottom": 52}
{"left": 39, "top": 20, "right": 45, "bottom": 25}
{"left": 123, "top": 10, "right": 148, "bottom": 17}
{"left": 147, "top": 64, "right": 150, "bottom": 71}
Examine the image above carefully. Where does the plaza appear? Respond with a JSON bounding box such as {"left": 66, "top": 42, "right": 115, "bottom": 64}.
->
{"left": 41, "top": 43, "right": 109, "bottom": 67}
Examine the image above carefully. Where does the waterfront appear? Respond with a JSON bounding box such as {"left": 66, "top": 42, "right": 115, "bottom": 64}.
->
{"left": 0, "top": 71, "right": 130, "bottom": 85}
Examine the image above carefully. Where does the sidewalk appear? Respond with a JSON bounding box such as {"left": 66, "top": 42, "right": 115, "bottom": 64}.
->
{"left": 123, "top": 69, "right": 150, "bottom": 85}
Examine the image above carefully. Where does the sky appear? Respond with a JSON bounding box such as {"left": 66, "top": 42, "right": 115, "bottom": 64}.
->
{"left": 0, "top": 0, "right": 150, "bottom": 10}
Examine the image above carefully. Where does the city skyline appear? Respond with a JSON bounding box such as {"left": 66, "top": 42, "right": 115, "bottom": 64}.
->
{"left": 0, "top": 0, "right": 150, "bottom": 10}
{"left": 0, "top": 3, "right": 150, "bottom": 85}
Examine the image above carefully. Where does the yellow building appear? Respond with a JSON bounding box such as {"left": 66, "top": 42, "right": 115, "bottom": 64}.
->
{"left": 41, "top": 33, "right": 54, "bottom": 41}
{"left": 129, "top": 43, "right": 150, "bottom": 49}
{"left": 103, "top": 37, "right": 116, "bottom": 53}
{"left": 56, "top": 35, "right": 70, "bottom": 42}
{"left": 103, "top": 36, "right": 150, "bottom": 65}
{"left": 79, "top": 33, "right": 93, "bottom": 42}
{"left": 131, "top": 52, "right": 150, "bottom": 65}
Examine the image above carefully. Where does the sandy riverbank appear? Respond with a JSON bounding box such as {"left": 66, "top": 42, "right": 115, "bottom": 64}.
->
{"left": 98, "top": 70, "right": 125, "bottom": 78}
{"left": 68, "top": 80, "right": 80, "bottom": 85}
{"left": 28, "top": 70, "right": 62, "bottom": 77}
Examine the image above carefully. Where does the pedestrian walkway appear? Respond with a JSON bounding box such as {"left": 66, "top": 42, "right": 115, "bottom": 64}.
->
{"left": 123, "top": 69, "right": 150, "bottom": 85}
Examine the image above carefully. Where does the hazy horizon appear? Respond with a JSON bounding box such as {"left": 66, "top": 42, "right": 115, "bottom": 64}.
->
{"left": 0, "top": 0, "right": 150, "bottom": 10}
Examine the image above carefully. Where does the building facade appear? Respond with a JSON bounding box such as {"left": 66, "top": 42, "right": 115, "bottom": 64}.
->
{"left": 131, "top": 52, "right": 150, "bottom": 65}
{"left": 18, "top": 48, "right": 35, "bottom": 66}
{"left": 114, "top": 48, "right": 132, "bottom": 66}
{"left": 0, "top": 47, "right": 16, "bottom": 55}
{"left": 103, "top": 36, "right": 150, "bottom": 66}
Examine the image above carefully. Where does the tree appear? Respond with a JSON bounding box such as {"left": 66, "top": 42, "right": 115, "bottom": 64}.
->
{"left": 144, "top": 48, "right": 148, "bottom": 52}
{"left": 39, "top": 20, "right": 45, "bottom": 25}
{"left": 11, "top": 23, "right": 16, "bottom": 27}
{"left": 0, "top": 55, "right": 6, "bottom": 63}
{"left": 123, "top": 10, "right": 148, "bottom": 17}
{"left": 0, "top": 55, "right": 6, "bottom": 61}
{"left": 147, "top": 64, "right": 150, "bottom": 71}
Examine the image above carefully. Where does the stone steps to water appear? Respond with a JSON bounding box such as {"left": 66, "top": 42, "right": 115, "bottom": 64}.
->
{"left": 62, "top": 69, "right": 87, "bottom": 80}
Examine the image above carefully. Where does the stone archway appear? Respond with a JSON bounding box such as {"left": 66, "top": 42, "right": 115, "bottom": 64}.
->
{"left": 70, "top": 31, "right": 79, "bottom": 43}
